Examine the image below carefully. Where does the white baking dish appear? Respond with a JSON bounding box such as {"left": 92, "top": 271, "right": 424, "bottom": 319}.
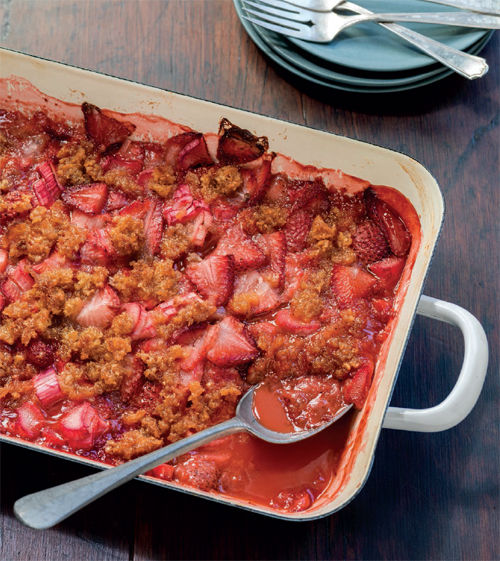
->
{"left": 0, "top": 47, "right": 489, "bottom": 521}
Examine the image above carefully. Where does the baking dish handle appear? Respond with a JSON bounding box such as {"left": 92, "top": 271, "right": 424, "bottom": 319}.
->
{"left": 383, "top": 294, "right": 489, "bottom": 432}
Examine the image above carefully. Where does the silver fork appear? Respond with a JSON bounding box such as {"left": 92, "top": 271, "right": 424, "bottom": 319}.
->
{"left": 282, "top": 0, "right": 500, "bottom": 16}
{"left": 242, "top": 0, "right": 492, "bottom": 78}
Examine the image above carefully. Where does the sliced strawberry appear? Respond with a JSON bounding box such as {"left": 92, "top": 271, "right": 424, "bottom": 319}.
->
{"left": 76, "top": 285, "right": 120, "bottom": 328}
{"left": 100, "top": 140, "right": 144, "bottom": 175}
{"left": 281, "top": 252, "right": 309, "bottom": 303}
{"left": 288, "top": 180, "right": 329, "bottom": 215}
{"left": 275, "top": 309, "right": 321, "bottom": 335}
{"left": 284, "top": 209, "right": 313, "bottom": 252}
{"left": 0, "top": 249, "right": 8, "bottom": 274}
{"left": 180, "top": 325, "right": 218, "bottom": 372}
{"left": 365, "top": 189, "right": 411, "bottom": 257}
{"left": 0, "top": 293, "right": 5, "bottom": 312}
{"left": 105, "top": 190, "right": 129, "bottom": 211}
{"left": 342, "top": 361, "right": 374, "bottom": 409}
{"left": 331, "top": 265, "right": 377, "bottom": 309}
{"left": 80, "top": 228, "right": 116, "bottom": 266}
{"left": 352, "top": 220, "right": 389, "bottom": 264}
{"left": 203, "top": 365, "right": 242, "bottom": 387}
{"left": 369, "top": 256, "right": 405, "bottom": 292}
{"left": 26, "top": 339, "right": 55, "bottom": 368}
{"left": 229, "top": 270, "right": 280, "bottom": 317}
{"left": 185, "top": 254, "right": 234, "bottom": 306}
{"left": 61, "top": 183, "right": 108, "bottom": 214}
{"left": 31, "top": 251, "right": 70, "bottom": 275}
{"left": 119, "top": 200, "right": 149, "bottom": 220}
{"left": 154, "top": 292, "right": 203, "bottom": 323}
{"left": 206, "top": 316, "right": 258, "bottom": 367}
{"left": 371, "top": 298, "right": 393, "bottom": 322}
{"left": 34, "top": 367, "right": 64, "bottom": 409}
{"left": 59, "top": 401, "right": 109, "bottom": 450}
{"left": 241, "top": 154, "right": 272, "bottom": 202}
{"left": 248, "top": 320, "right": 279, "bottom": 343}
{"left": 259, "top": 231, "right": 286, "bottom": 288}
{"left": 212, "top": 225, "right": 266, "bottom": 270}
{"left": 82, "top": 102, "right": 135, "bottom": 153}
{"left": 164, "top": 132, "right": 201, "bottom": 167}
{"left": 120, "top": 354, "right": 144, "bottom": 402}
{"left": 143, "top": 199, "right": 164, "bottom": 255}
{"left": 16, "top": 402, "right": 45, "bottom": 438}
{"left": 211, "top": 200, "right": 240, "bottom": 222}
{"left": 121, "top": 302, "right": 157, "bottom": 340}
{"left": 1, "top": 279, "right": 22, "bottom": 302}
{"left": 147, "top": 464, "right": 174, "bottom": 481}
{"left": 71, "top": 209, "right": 110, "bottom": 231}
{"left": 177, "top": 134, "right": 213, "bottom": 170}
{"left": 217, "top": 118, "right": 268, "bottom": 164}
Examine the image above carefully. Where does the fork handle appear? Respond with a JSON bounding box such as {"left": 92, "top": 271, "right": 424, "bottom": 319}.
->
{"left": 417, "top": 0, "right": 500, "bottom": 16}
{"left": 364, "top": 11, "right": 500, "bottom": 29}
{"left": 371, "top": 21, "right": 489, "bottom": 79}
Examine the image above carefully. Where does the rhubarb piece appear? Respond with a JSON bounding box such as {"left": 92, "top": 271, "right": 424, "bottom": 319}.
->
{"left": 122, "top": 302, "right": 157, "bottom": 340}
{"left": 15, "top": 402, "right": 45, "bottom": 438}
{"left": 76, "top": 285, "right": 121, "bottom": 328}
{"left": 342, "top": 361, "right": 374, "bottom": 409}
{"left": 179, "top": 325, "right": 218, "bottom": 372}
{"left": 284, "top": 209, "right": 313, "bottom": 252}
{"left": 185, "top": 254, "right": 235, "bottom": 306}
{"left": 217, "top": 118, "right": 268, "bottom": 164}
{"left": 82, "top": 102, "right": 135, "bottom": 153}
{"left": 80, "top": 229, "right": 116, "bottom": 266}
{"left": 164, "top": 132, "right": 201, "bottom": 167}
{"left": 206, "top": 316, "right": 258, "bottom": 367}
{"left": 259, "top": 231, "right": 286, "bottom": 288}
{"left": 33, "top": 161, "right": 61, "bottom": 207}
{"left": 229, "top": 270, "right": 280, "bottom": 317}
{"left": 0, "top": 249, "right": 8, "bottom": 274}
{"left": 100, "top": 140, "right": 144, "bottom": 175}
{"left": 143, "top": 199, "right": 164, "bottom": 255}
{"left": 34, "top": 367, "right": 64, "bottom": 409}
{"left": 331, "top": 265, "right": 377, "bottom": 309}
{"left": 26, "top": 339, "right": 55, "bottom": 369}
{"left": 275, "top": 309, "right": 321, "bottom": 335}
{"left": 120, "top": 354, "right": 144, "bottom": 402}
{"left": 368, "top": 256, "right": 406, "bottom": 292}
{"left": 365, "top": 189, "right": 411, "bottom": 257}
{"left": 162, "top": 184, "right": 209, "bottom": 226}
{"left": 1, "top": 260, "right": 34, "bottom": 301}
{"left": 352, "top": 220, "right": 389, "bottom": 264}
{"left": 212, "top": 225, "right": 266, "bottom": 270}
{"left": 241, "top": 154, "right": 272, "bottom": 202}
{"left": 61, "top": 183, "right": 108, "bottom": 214}
{"left": 189, "top": 209, "right": 213, "bottom": 247}
{"left": 59, "top": 402, "right": 109, "bottom": 450}
{"left": 31, "top": 252, "right": 70, "bottom": 275}
{"left": 177, "top": 134, "right": 213, "bottom": 170}
{"left": 105, "top": 190, "right": 129, "bottom": 211}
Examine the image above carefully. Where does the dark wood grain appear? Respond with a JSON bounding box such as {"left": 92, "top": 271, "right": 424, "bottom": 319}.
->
{"left": 0, "top": 1, "right": 498, "bottom": 560}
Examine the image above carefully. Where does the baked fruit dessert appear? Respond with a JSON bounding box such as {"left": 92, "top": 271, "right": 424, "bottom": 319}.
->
{"left": 0, "top": 103, "right": 414, "bottom": 512}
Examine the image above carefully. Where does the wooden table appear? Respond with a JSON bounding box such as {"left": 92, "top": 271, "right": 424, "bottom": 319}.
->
{"left": 0, "top": 1, "right": 498, "bottom": 559}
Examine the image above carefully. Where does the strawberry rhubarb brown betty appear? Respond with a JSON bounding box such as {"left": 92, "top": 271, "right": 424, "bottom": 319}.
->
{"left": 0, "top": 102, "right": 413, "bottom": 512}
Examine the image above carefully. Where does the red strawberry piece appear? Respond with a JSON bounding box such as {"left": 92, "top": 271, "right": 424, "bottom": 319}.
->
{"left": 230, "top": 270, "right": 280, "bottom": 317}
{"left": 281, "top": 252, "right": 310, "bottom": 303}
{"left": 41, "top": 426, "right": 66, "bottom": 447}
{"left": 284, "top": 209, "right": 313, "bottom": 252}
{"left": 264, "top": 175, "right": 288, "bottom": 204}
{"left": 59, "top": 401, "right": 109, "bottom": 450}
{"left": 275, "top": 309, "right": 321, "bottom": 335}
{"left": 179, "top": 325, "right": 218, "bottom": 372}
{"left": 143, "top": 199, "right": 164, "bottom": 255}
{"left": 33, "top": 161, "right": 61, "bottom": 207}
{"left": 212, "top": 225, "right": 266, "bottom": 270}
{"left": 71, "top": 209, "right": 109, "bottom": 231}
{"left": 137, "top": 169, "right": 154, "bottom": 188}
{"left": 80, "top": 228, "right": 116, "bottom": 267}
{"left": 241, "top": 154, "right": 272, "bottom": 202}
{"left": 76, "top": 285, "right": 120, "bottom": 328}
{"left": 217, "top": 118, "right": 268, "bottom": 164}
{"left": 271, "top": 489, "right": 312, "bottom": 513}
{"left": 368, "top": 256, "right": 406, "bottom": 292}
{"left": 1, "top": 279, "right": 22, "bottom": 302}
{"left": 177, "top": 134, "right": 213, "bottom": 170}
{"left": 203, "top": 365, "right": 242, "bottom": 386}
{"left": 342, "top": 361, "right": 374, "bottom": 410}
{"left": 34, "top": 367, "right": 64, "bottom": 409}
{"left": 179, "top": 361, "right": 205, "bottom": 388}
{"left": 371, "top": 298, "right": 393, "bottom": 322}
{"left": 288, "top": 180, "right": 330, "bottom": 215}
{"left": 0, "top": 293, "right": 5, "bottom": 312}
{"left": 154, "top": 292, "right": 203, "bottom": 323}
{"left": 2, "top": 260, "right": 34, "bottom": 301}
{"left": 147, "top": 464, "right": 175, "bottom": 481}
{"left": 259, "top": 231, "right": 286, "bottom": 288}
{"left": 100, "top": 140, "right": 144, "bottom": 175}
{"left": 61, "top": 183, "right": 108, "bottom": 214}
{"left": 206, "top": 316, "right": 258, "bottom": 367}
{"left": 0, "top": 249, "right": 8, "bottom": 274}
{"left": 210, "top": 200, "right": 240, "bottom": 221}
{"left": 164, "top": 132, "right": 201, "bottom": 167}
{"left": 365, "top": 189, "right": 411, "bottom": 257}
{"left": 174, "top": 457, "right": 219, "bottom": 491}
{"left": 105, "top": 190, "right": 129, "bottom": 211}
{"left": 120, "top": 354, "right": 144, "bottom": 402}
{"left": 122, "top": 302, "right": 157, "bottom": 340}
{"left": 352, "top": 220, "right": 389, "bottom": 264}
{"left": 189, "top": 209, "right": 213, "bottom": 247}
{"left": 119, "top": 200, "right": 149, "bottom": 220}
{"left": 15, "top": 401, "right": 45, "bottom": 438}
{"left": 248, "top": 320, "right": 280, "bottom": 342}
{"left": 26, "top": 339, "right": 55, "bottom": 368}
{"left": 186, "top": 254, "right": 235, "bottom": 306}
{"left": 331, "top": 265, "right": 377, "bottom": 309}
{"left": 32, "top": 251, "right": 70, "bottom": 275}
{"left": 82, "top": 102, "right": 135, "bottom": 153}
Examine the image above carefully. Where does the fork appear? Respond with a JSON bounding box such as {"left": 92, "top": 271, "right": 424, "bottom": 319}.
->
{"left": 242, "top": 0, "right": 493, "bottom": 78}
{"left": 282, "top": 0, "right": 500, "bottom": 16}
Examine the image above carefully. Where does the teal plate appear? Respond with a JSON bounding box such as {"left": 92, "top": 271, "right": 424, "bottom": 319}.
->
{"left": 275, "top": 0, "right": 489, "bottom": 73}
{"left": 234, "top": 0, "right": 492, "bottom": 93}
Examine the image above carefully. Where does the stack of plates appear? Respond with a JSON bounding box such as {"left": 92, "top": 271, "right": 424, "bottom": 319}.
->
{"left": 233, "top": 0, "right": 493, "bottom": 93}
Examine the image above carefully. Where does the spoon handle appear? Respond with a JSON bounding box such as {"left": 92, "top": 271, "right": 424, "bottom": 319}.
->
{"left": 14, "top": 417, "right": 245, "bottom": 530}
{"left": 365, "top": 11, "right": 500, "bottom": 28}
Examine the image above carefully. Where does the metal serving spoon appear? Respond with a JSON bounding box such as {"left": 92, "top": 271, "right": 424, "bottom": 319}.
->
{"left": 13, "top": 384, "right": 352, "bottom": 529}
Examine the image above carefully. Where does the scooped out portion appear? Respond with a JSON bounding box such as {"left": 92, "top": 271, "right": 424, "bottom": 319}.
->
{"left": 0, "top": 100, "right": 417, "bottom": 512}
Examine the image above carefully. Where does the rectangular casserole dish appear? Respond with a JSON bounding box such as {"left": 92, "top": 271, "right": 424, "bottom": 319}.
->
{"left": 0, "top": 47, "right": 488, "bottom": 522}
